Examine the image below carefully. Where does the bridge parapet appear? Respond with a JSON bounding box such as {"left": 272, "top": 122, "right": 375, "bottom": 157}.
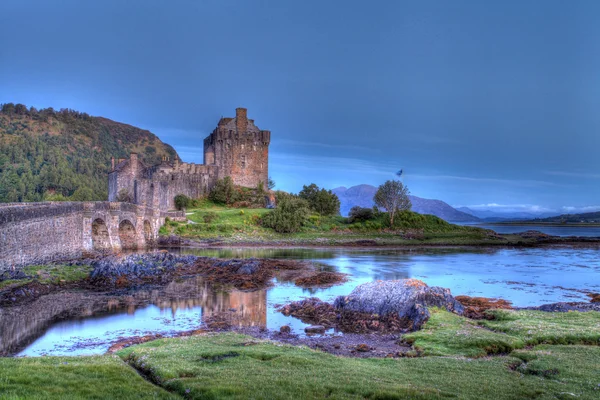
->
{"left": 0, "top": 202, "right": 165, "bottom": 271}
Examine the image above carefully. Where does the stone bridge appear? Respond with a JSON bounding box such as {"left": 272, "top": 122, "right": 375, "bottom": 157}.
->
{"left": 0, "top": 202, "right": 181, "bottom": 271}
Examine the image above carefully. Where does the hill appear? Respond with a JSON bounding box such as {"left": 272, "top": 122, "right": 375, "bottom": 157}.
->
{"left": 527, "top": 211, "right": 600, "bottom": 224}
{"left": 0, "top": 103, "right": 179, "bottom": 202}
{"left": 332, "top": 185, "right": 480, "bottom": 222}
{"left": 456, "top": 207, "right": 558, "bottom": 221}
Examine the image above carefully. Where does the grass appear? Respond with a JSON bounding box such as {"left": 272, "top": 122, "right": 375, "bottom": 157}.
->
{"left": 0, "top": 264, "right": 93, "bottom": 290}
{"left": 115, "top": 333, "right": 600, "bottom": 400}
{"left": 404, "top": 308, "right": 600, "bottom": 357}
{"left": 160, "top": 201, "right": 520, "bottom": 247}
{"left": 3, "top": 310, "right": 600, "bottom": 399}
{"left": 481, "top": 309, "right": 600, "bottom": 346}
{"left": 403, "top": 308, "right": 525, "bottom": 357}
{"left": 0, "top": 355, "right": 176, "bottom": 399}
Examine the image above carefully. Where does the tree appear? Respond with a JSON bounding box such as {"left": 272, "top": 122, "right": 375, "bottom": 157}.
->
{"left": 174, "top": 194, "right": 191, "bottom": 210}
{"left": 70, "top": 186, "right": 95, "bottom": 201}
{"left": 267, "top": 176, "right": 276, "bottom": 190}
{"left": 373, "top": 180, "right": 411, "bottom": 226}
{"left": 209, "top": 176, "right": 238, "bottom": 205}
{"left": 298, "top": 183, "right": 340, "bottom": 216}
{"left": 261, "top": 196, "right": 310, "bottom": 233}
{"left": 348, "top": 206, "right": 375, "bottom": 223}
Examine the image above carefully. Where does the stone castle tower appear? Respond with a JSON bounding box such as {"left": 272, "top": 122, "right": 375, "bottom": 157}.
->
{"left": 203, "top": 107, "right": 271, "bottom": 187}
{"left": 108, "top": 108, "right": 270, "bottom": 211}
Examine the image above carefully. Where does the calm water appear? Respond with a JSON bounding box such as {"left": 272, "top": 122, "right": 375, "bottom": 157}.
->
{"left": 3, "top": 246, "right": 599, "bottom": 357}
{"left": 460, "top": 223, "right": 600, "bottom": 237}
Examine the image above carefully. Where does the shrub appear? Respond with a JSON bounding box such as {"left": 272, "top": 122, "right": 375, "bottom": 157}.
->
{"left": 203, "top": 211, "right": 218, "bottom": 223}
{"left": 348, "top": 206, "right": 375, "bottom": 223}
{"left": 174, "top": 194, "right": 191, "bottom": 210}
{"left": 298, "top": 183, "right": 340, "bottom": 216}
{"left": 261, "top": 196, "right": 310, "bottom": 233}
{"left": 116, "top": 188, "right": 133, "bottom": 203}
{"left": 209, "top": 177, "right": 238, "bottom": 205}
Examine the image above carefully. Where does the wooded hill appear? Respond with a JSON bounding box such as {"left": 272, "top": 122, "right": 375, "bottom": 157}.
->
{"left": 0, "top": 103, "right": 179, "bottom": 202}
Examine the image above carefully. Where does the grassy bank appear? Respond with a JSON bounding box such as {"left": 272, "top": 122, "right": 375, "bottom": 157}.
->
{"left": 3, "top": 309, "right": 599, "bottom": 399}
{"left": 0, "top": 264, "right": 92, "bottom": 290}
{"left": 160, "top": 202, "right": 532, "bottom": 247}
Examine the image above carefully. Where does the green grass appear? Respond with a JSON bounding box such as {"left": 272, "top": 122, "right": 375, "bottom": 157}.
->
{"left": 0, "top": 264, "right": 93, "bottom": 290}
{"left": 405, "top": 309, "right": 600, "bottom": 357}
{"left": 115, "top": 333, "right": 600, "bottom": 399}
{"left": 160, "top": 201, "right": 516, "bottom": 247}
{"left": 481, "top": 309, "right": 600, "bottom": 346}
{"left": 4, "top": 310, "right": 600, "bottom": 399}
{"left": 404, "top": 308, "right": 525, "bottom": 357}
{"left": 0, "top": 355, "right": 176, "bottom": 399}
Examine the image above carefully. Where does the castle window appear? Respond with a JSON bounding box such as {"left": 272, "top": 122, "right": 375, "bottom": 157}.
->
{"left": 241, "top": 155, "right": 246, "bottom": 169}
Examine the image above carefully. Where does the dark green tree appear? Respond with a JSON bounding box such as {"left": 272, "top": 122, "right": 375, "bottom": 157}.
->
{"left": 261, "top": 195, "right": 310, "bottom": 233}
{"left": 299, "top": 183, "right": 340, "bottom": 216}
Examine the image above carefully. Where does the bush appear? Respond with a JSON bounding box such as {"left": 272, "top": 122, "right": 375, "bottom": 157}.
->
{"left": 348, "top": 206, "right": 375, "bottom": 223}
{"left": 298, "top": 183, "right": 340, "bottom": 216}
{"left": 116, "top": 188, "right": 133, "bottom": 203}
{"left": 203, "top": 211, "right": 218, "bottom": 223}
{"left": 261, "top": 196, "right": 310, "bottom": 233}
{"left": 209, "top": 177, "right": 238, "bottom": 205}
{"left": 174, "top": 194, "right": 191, "bottom": 210}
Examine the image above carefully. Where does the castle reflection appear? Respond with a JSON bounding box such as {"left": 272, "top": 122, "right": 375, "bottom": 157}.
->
{"left": 0, "top": 276, "right": 267, "bottom": 356}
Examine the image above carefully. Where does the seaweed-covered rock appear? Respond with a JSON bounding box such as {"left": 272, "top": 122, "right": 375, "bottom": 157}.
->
{"left": 89, "top": 253, "right": 199, "bottom": 285}
{"left": 334, "top": 279, "right": 464, "bottom": 331}
{"left": 520, "top": 302, "right": 600, "bottom": 312}
{"left": 0, "top": 270, "right": 30, "bottom": 282}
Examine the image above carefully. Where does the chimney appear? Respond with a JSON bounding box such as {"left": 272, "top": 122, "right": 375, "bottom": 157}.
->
{"left": 236, "top": 107, "right": 248, "bottom": 134}
{"left": 130, "top": 153, "right": 138, "bottom": 174}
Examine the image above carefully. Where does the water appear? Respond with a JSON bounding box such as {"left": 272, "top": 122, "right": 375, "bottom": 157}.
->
{"left": 459, "top": 223, "right": 600, "bottom": 237}
{"left": 2, "top": 246, "right": 599, "bottom": 357}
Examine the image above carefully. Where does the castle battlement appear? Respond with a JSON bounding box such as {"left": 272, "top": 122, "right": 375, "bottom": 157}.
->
{"left": 108, "top": 108, "right": 270, "bottom": 211}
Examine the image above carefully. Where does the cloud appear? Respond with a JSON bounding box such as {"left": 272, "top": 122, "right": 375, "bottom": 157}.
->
{"left": 277, "top": 139, "right": 382, "bottom": 154}
{"left": 409, "top": 174, "right": 561, "bottom": 188}
{"left": 458, "top": 203, "right": 555, "bottom": 213}
{"left": 271, "top": 152, "right": 395, "bottom": 176}
{"left": 544, "top": 171, "right": 600, "bottom": 179}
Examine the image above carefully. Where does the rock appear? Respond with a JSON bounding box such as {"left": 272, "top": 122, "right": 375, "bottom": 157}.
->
{"left": 280, "top": 325, "right": 291, "bottom": 334}
{"left": 334, "top": 279, "right": 464, "bottom": 331}
{"left": 455, "top": 295, "right": 513, "bottom": 319}
{"left": 355, "top": 344, "right": 370, "bottom": 352}
{"left": 588, "top": 293, "right": 600, "bottom": 303}
{"left": 305, "top": 325, "right": 326, "bottom": 334}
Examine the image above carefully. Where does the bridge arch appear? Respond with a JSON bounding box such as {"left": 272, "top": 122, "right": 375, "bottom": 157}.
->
{"left": 118, "top": 219, "right": 138, "bottom": 250}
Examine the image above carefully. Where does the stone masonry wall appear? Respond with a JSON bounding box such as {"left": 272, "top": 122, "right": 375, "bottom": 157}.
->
{"left": 0, "top": 202, "right": 164, "bottom": 272}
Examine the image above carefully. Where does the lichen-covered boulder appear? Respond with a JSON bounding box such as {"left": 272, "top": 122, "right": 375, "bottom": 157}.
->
{"left": 334, "top": 279, "right": 464, "bottom": 331}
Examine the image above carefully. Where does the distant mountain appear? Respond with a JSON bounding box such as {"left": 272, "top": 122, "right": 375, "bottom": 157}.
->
{"left": 526, "top": 211, "right": 600, "bottom": 224}
{"left": 332, "top": 185, "right": 480, "bottom": 222}
{"left": 456, "top": 207, "right": 559, "bottom": 221}
{"left": 0, "top": 103, "right": 179, "bottom": 202}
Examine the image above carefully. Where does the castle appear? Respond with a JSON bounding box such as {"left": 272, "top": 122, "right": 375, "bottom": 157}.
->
{"left": 108, "top": 108, "right": 271, "bottom": 211}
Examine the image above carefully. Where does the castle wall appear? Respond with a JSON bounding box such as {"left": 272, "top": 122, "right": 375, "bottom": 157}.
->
{"left": 110, "top": 108, "right": 270, "bottom": 211}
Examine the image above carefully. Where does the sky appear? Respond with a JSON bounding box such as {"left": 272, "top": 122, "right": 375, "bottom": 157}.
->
{"left": 1, "top": 0, "right": 599, "bottom": 214}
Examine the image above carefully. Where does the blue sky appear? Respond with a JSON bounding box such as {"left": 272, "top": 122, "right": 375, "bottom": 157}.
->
{"left": 1, "top": 0, "right": 599, "bottom": 213}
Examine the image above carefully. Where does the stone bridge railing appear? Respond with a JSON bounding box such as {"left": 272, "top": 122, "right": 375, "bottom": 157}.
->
{"left": 0, "top": 202, "right": 180, "bottom": 271}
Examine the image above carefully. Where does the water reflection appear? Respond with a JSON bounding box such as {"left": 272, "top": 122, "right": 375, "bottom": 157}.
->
{"left": 3, "top": 246, "right": 599, "bottom": 357}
